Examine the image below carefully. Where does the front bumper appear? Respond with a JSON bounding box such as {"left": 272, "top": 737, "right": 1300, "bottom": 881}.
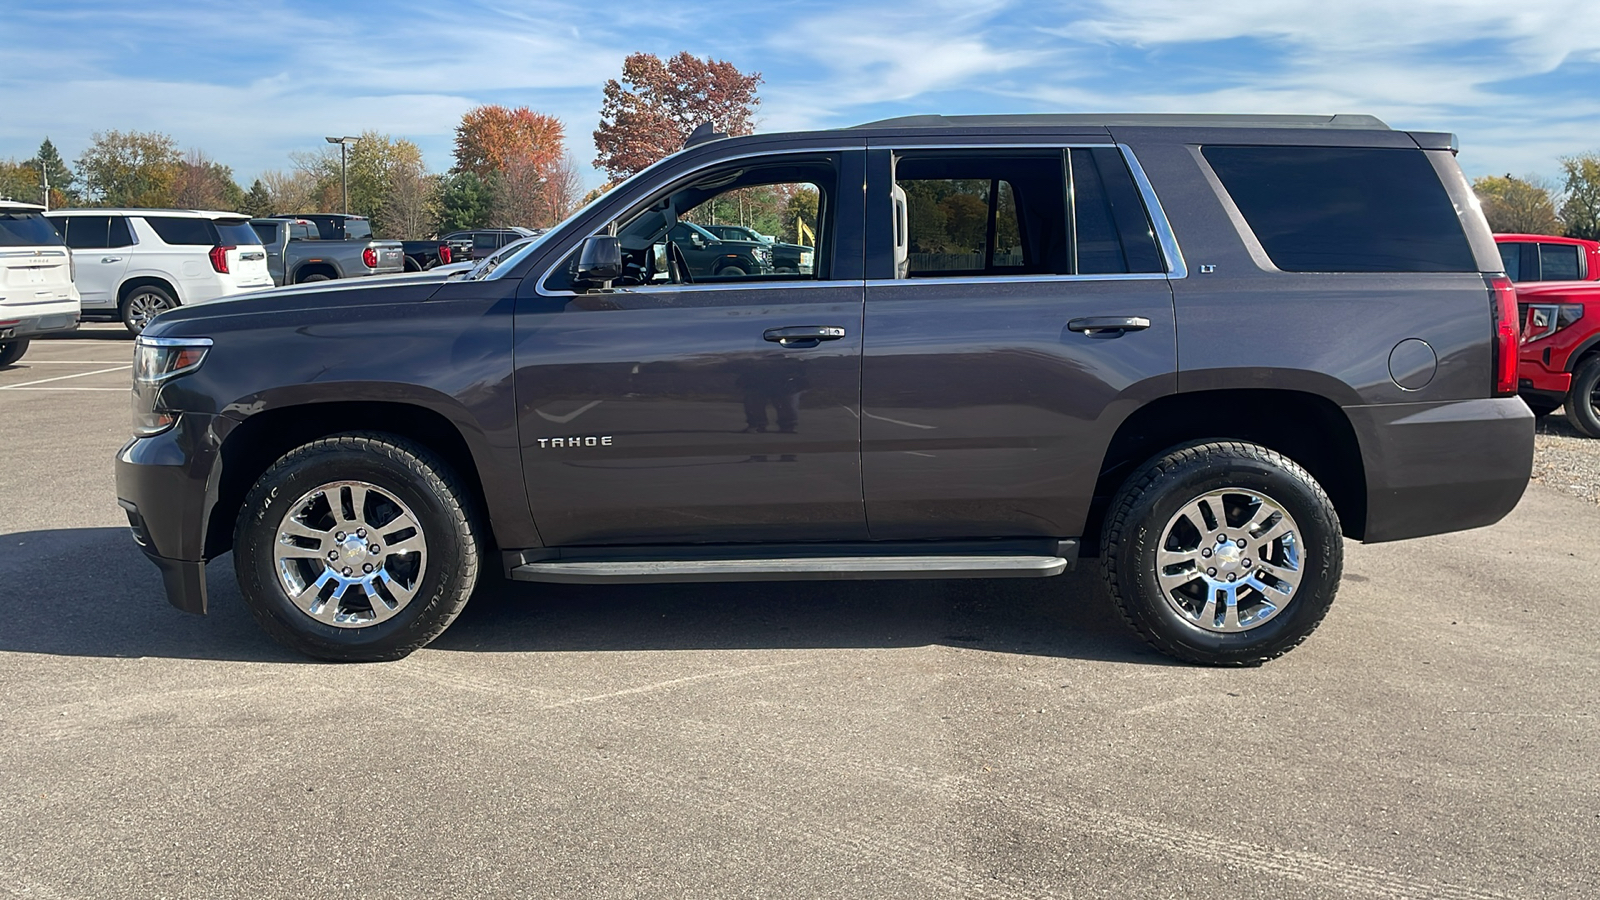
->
{"left": 1346, "top": 397, "right": 1534, "bottom": 543}
{"left": 114, "top": 413, "right": 224, "bottom": 614}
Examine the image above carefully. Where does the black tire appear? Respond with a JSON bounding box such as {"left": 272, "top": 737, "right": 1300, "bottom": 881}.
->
{"left": 1100, "top": 440, "right": 1343, "bottom": 666}
{"left": 1523, "top": 397, "right": 1560, "bottom": 418}
{"left": 404, "top": 257, "right": 422, "bottom": 273}
{"left": 300, "top": 273, "right": 333, "bottom": 283}
{"left": 0, "top": 338, "right": 30, "bottom": 367}
{"left": 1564, "top": 356, "right": 1600, "bottom": 438}
{"left": 121, "top": 284, "right": 178, "bottom": 335}
{"left": 233, "top": 432, "right": 482, "bottom": 661}
{"left": 716, "top": 265, "right": 747, "bottom": 278}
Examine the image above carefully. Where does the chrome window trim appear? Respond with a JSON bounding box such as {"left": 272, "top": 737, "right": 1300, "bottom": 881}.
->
{"left": 865, "top": 273, "right": 1170, "bottom": 287}
{"left": 533, "top": 143, "right": 864, "bottom": 296}
{"left": 0, "top": 249, "right": 68, "bottom": 258}
{"left": 561, "top": 280, "right": 864, "bottom": 297}
{"left": 1117, "top": 144, "right": 1187, "bottom": 279}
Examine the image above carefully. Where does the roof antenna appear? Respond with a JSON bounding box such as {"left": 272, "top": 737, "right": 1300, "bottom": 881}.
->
{"left": 684, "top": 121, "right": 727, "bottom": 149}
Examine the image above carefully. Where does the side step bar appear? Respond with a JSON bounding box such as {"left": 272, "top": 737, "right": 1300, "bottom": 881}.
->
{"left": 509, "top": 554, "right": 1070, "bottom": 584}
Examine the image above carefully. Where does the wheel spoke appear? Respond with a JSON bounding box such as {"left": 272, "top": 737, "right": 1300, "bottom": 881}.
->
{"left": 364, "top": 583, "right": 400, "bottom": 623}
{"left": 1157, "top": 547, "right": 1199, "bottom": 568}
{"left": 379, "top": 512, "right": 419, "bottom": 541}
{"left": 1242, "top": 502, "right": 1278, "bottom": 538}
{"left": 342, "top": 484, "right": 369, "bottom": 525}
{"left": 1253, "top": 518, "right": 1293, "bottom": 546}
{"left": 1220, "top": 587, "right": 1242, "bottom": 630}
{"left": 1195, "top": 592, "right": 1219, "bottom": 627}
{"left": 278, "top": 544, "right": 330, "bottom": 560}
{"left": 378, "top": 569, "right": 418, "bottom": 603}
{"left": 385, "top": 534, "right": 423, "bottom": 556}
{"left": 313, "top": 580, "right": 351, "bottom": 623}
{"left": 292, "top": 569, "right": 336, "bottom": 615}
{"left": 1253, "top": 561, "right": 1299, "bottom": 594}
{"left": 279, "top": 519, "right": 329, "bottom": 541}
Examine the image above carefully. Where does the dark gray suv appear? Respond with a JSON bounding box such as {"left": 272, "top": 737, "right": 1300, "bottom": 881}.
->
{"left": 114, "top": 114, "right": 1533, "bottom": 665}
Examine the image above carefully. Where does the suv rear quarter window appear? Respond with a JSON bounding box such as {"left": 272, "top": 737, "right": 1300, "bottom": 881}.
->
{"left": 1202, "top": 145, "right": 1476, "bottom": 273}
{"left": 146, "top": 216, "right": 217, "bottom": 246}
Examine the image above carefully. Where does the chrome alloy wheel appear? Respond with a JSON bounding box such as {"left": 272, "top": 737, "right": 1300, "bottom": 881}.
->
{"left": 273, "top": 480, "right": 428, "bottom": 628}
{"left": 1155, "top": 488, "right": 1304, "bottom": 633}
{"left": 125, "top": 290, "right": 174, "bottom": 332}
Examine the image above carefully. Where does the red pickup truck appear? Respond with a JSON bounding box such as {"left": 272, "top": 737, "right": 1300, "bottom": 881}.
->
{"left": 1493, "top": 234, "right": 1600, "bottom": 434}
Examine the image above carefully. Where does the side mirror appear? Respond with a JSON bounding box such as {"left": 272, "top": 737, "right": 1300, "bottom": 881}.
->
{"left": 690, "top": 233, "right": 707, "bottom": 249}
{"left": 576, "top": 235, "right": 623, "bottom": 284}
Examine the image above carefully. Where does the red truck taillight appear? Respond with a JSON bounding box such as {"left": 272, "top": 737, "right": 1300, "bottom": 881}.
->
{"left": 1488, "top": 274, "right": 1520, "bottom": 397}
{"left": 208, "top": 245, "right": 233, "bottom": 274}
{"left": 362, "top": 247, "right": 377, "bottom": 269}
{"left": 439, "top": 244, "right": 452, "bottom": 265}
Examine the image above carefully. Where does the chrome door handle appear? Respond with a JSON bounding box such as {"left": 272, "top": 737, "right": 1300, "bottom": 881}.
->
{"left": 101, "top": 257, "right": 122, "bottom": 263}
{"left": 764, "top": 325, "right": 846, "bottom": 346}
{"left": 1067, "top": 316, "right": 1151, "bottom": 336}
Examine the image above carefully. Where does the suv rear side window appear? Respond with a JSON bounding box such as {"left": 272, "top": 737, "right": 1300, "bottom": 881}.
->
{"left": 146, "top": 216, "right": 217, "bottom": 245}
{"left": 60, "top": 215, "right": 109, "bottom": 249}
{"left": 0, "top": 212, "right": 62, "bottom": 247}
{"left": 1539, "top": 242, "right": 1582, "bottom": 280}
{"left": 891, "top": 150, "right": 1163, "bottom": 277}
{"left": 1202, "top": 146, "right": 1476, "bottom": 273}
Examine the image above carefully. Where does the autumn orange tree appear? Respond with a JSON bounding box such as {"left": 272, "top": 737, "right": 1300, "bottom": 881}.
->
{"left": 453, "top": 105, "right": 565, "bottom": 181}
{"left": 593, "top": 52, "right": 762, "bottom": 182}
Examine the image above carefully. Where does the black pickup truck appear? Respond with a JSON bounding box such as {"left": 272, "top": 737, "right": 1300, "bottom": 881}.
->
{"left": 287, "top": 213, "right": 469, "bottom": 271}
{"left": 117, "top": 114, "right": 1532, "bottom": 666}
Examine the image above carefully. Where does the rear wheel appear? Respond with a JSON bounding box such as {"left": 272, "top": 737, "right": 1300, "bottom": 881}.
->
{"left": 299, "top": 273, "right": 332, "bottom": 283}
{"left": 1100, "top": 440, "right": 1343, "bottom": 666}
{"left": 233, "top": 432, "right": 481, "bottom": 661}
{"left": 121, "top": 285, "right": 177, "bottom": 335}
{"left": 1566, "top": 356, "right": 1600, "bottom": 437}
{"left": 0, "top": 339, "right": 30, "bottom": 367}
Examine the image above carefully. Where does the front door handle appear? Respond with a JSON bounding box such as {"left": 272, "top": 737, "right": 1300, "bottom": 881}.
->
{"left": 1067, "top": 316, "right": 1151, "bottom": 336}
{"left": 101, "top": 256, "right": 123, "bottom": 264}
{"left": 764, "top": 325, "right": 846, "bottom": 346}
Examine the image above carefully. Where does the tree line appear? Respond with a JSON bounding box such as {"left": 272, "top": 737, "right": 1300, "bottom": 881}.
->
{"left": 1473, "top": 155, "right": 1600, "bottom": 239}
{"left": 0, "top": 52, "right": 763, "bottom": 241}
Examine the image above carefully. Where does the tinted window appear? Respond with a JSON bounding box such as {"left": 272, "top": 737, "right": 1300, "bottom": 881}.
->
{"left": 60, "top": 215, "right": 110, "bottom": 249}
{"left": 344, "top": 218, "right": 372, "bottom": 241}
{"left": 146, "top": 216, "right": 216, "bottom": 245}
{"left": 0, "top": 212, "right": 63, "bottom": 247}
{"left": 108, "top": 216, "right": 134, "bottom": 248}
{"left": 216, "top": 220, "right": 262, "bottom": 246}
{"left": 1203, "top": 146, "right": 1475, "bottom": 273}
{"left": 1539, "top": 243, "right": 1581, "bottom": 280}
{"left": 896, "top": 154, "right": 1068, "bottom": 276}
{"left": 1498, "top": 242, "right": 1522, "bottom": 281}
{"left": 1070, "top": 147, "right": 1165, "bottom": 274}
{"left": 473, "top": 232, "right": 498, "bottom": 251}
{"left": 251, "top": 222, "right": 278, "bottom": 244}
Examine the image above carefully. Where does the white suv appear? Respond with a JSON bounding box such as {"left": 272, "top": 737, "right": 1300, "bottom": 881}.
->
{"left": 0, "top": 200, "right": 80, "bottom": 366}
{"left": 46, "top": 209, "right": 273, "bottom": 334}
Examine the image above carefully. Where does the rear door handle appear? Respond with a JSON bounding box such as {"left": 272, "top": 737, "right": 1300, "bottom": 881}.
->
{"left": 101, "top": 257, "right": 122, "bottom": 264}
{"left": 1067, "top": 316, "right": 1151, "bottom": 336}
{"left": 764, "top": 325, "right": 847, "bottom": 346}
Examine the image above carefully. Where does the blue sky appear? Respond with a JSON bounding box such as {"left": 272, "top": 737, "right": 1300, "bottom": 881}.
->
{"left": 4, "top": 0, "right": 1600, "bottom": 191}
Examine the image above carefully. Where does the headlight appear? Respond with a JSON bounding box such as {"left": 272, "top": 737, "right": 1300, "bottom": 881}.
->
{"left": 1523, "top": 304, "right": 1584, "bottom": 344}
{"left": 755, "top": 247, "right": 772, "bottom": 266}
{"left": 132, "top": 335, "right": 212, "bottom": 436}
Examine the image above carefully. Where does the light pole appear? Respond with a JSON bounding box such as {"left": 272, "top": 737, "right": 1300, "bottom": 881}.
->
{"left": 324, "top": 136, "right": 360, "bottom": 215}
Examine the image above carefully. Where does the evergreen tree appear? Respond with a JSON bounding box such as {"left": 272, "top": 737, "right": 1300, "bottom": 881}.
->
{"left": 435, "top": 172, "right": 497, "bottom": 232}
{"left": 243, "top": 179, "right": 274, "bottom": 218}
{"left": 26, "top": 137, "right": 76, "bottom": 206}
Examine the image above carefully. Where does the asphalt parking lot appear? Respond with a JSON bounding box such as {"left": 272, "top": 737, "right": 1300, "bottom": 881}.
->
{"left": 2, "top": 324, "right": 1596, "bottom": 898}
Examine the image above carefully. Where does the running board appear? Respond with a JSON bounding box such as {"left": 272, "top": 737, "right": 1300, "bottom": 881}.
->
{"left": 509, "top": 554, "right": 1069, "bottom": 584}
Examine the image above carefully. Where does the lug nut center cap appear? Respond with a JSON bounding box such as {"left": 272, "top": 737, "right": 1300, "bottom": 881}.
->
{"left": 339, "top": 534, "right": 370, "bottom": 566}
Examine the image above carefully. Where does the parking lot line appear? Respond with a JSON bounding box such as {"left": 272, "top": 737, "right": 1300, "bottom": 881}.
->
{"left": 4, "top": 387, "right": 127, "bottom": 392}
{"left": 0, "top": 365, "right": 131, "bottom": 390}
{"left": 12, "top": 360, "right": 134, "bottom": 364}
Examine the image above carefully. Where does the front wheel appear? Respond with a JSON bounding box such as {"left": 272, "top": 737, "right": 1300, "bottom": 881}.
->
{"left": 1565, "top": 356, "right": 1600, "bottom": 438}
{"left": 233, "top": 432, "right": 482, "bottom": 661}
{"left": 1100, "top": 440, "right": 1343, "bottom": 666}
{"left": 0, "top": 338, "right": 30, "bottom": 367}
{"left": 122, "top": 285, "right": 177, "bottom": 335}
